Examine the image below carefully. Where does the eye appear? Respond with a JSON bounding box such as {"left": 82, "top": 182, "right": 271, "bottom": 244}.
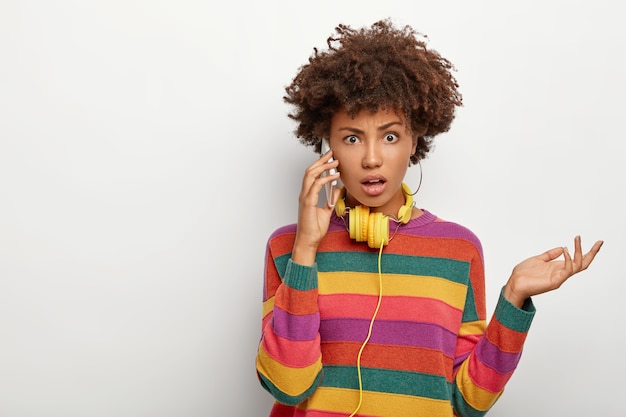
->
{"left": 344, "top": 135, "right": 359, "bottom": 144}
{"left": 383, "top": 133, "right": 399, "bottom": 143}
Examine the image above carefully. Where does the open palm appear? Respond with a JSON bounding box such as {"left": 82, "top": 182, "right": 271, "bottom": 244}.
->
{"left": 504, "top": 236, "right": 603, "bottom": 307}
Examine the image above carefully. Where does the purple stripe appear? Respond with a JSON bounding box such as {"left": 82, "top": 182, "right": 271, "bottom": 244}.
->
{"left": 418, "top": 224, "right": 482, "bottom": 253}
{"left": 320, "top": 318, "right": 456, "bottom": 356}
{"left": 473, "top": 337, "right": 522, "bottom": 374}
{"left": 329, "top": 210, "right": 483, "bottom": 253}
{"left": 272, "top": 307, "right": 320, "bottom": 341}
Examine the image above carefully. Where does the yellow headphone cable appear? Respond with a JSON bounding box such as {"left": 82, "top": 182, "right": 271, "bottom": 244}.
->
{"left": 348, "top": 240, "right": 385, "bottom": 417}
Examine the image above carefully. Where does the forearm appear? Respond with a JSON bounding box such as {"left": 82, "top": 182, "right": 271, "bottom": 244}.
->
{"left": 256, "top": 259, "right": 323, "bottom": 404}
{"left": 452, "top": 288, "right": 535, "bottom": 416}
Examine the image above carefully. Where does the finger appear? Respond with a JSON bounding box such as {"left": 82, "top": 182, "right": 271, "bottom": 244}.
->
{"left": 561, "top": 245, "right": 574, "bottom": 277}
{"left": 306, "top": 150, "right": 338, "bottom": 173}
{"left": 580, "top": 240, "right": 604, "bottom": 270}
{"left": 302, "top": 156, "right": 339, "bottom": 193}
{"left": 572, "top": 235, "right": 583, "bottom": 272}
{"left": 328, "top": 183, "right": 342, "bottom": 208}
{"left": 310, "top": 157, "right": 340, "bottom": 184}
{"left": 318, "top": 149, "right": 339, "bottom": 167}
{"left": 536, "top": 246, "right": 565, "bottom": 262}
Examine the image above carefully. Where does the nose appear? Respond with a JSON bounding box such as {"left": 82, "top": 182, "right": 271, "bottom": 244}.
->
{"left": 362, "top": 141, "right": 382, "bottom": 168}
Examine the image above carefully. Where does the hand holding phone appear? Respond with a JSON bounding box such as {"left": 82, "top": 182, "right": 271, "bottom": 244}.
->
{"left": 321, "top": 139, "right": 338, "bottom": 207}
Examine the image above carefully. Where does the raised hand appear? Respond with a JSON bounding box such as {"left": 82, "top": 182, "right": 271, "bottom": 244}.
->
{"left": 291, "top": 150, "right": 340, "bottom": 266}
{"left": 503, "top": 236, "right": 603, "bottom": 308}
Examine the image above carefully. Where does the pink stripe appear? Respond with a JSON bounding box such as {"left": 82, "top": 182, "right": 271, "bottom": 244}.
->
{"left": 453, "top": 333, "right": 481, "bottom": 370}
{"left": 319, "top": 293, "right": 462, "bottom": 333}
{"left": 467, "top": 352, "right": 511, "bottom": 392}
{"left": 261, "top": 330, "right": 321, "bottom": 368}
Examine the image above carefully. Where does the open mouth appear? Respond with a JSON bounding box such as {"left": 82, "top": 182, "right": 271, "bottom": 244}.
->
{"left": 361, "top": 178, "right": 386, "bottom": 195}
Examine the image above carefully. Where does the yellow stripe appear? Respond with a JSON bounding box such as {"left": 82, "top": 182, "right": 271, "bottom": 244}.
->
{"left": 458, "top": 320, "right": 486, "bottom": 336}
{"left": 304, "top": 387, "right": 452, "bottom": 417}
{"left": 256, "top": 345, "right": 322, "bottom": 397}
{"left": 455, "top": 361, "right": 501, "bottom": 411}
{"left": 262, "top": 296, "right": 275, "bottom": 317}
{"left": 319, "top": 272, "right": 467, "bottom": 309}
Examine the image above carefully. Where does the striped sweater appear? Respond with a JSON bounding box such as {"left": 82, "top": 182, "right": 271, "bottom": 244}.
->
{"left": 256, "top": 209, "right": 535, "bottom": 417}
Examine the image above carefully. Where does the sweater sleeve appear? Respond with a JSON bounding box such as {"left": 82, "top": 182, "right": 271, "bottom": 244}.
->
{"left": 452, "top": 286, "right": 535, "bottom": 417}
{"left": 256, "top": 246, "right": 324, "bottom": 406}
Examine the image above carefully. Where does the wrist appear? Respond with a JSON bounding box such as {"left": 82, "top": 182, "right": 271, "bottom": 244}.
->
{"left": 291, "top": 240, "right": 318, "bottom": 266}
{"left": 503, "top": 281, "right": 527, "bottom": 309}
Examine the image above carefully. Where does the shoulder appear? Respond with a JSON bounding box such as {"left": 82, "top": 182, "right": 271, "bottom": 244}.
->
{"left": 268, "top": 223, "right": 297, "bottom": 240}
{"left": 264, "top": 223, "right": 298, "bottom": 259}
{"left": 406, "top": 209, "right": 483, "bottom": 252}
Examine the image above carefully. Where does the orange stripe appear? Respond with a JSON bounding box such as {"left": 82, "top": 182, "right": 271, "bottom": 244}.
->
{"left": 317, "top": 230, "right": 370, "bottom": 253}
{"left": 264, "top": 252, "right": 283, "bottom": 301}
{"left": 321, "top": 342, "right": 455, "bottom": 381}
{"left": 275, "top": 286, "right": 318, "bottom": 315}
{"left": 269, "top": 231, "right": 296, "bottom": 257}
{"left": 387, "top": 234, "right": 476, "bottom": 259}
{"left": 485, "top": 319, "right": 528, "bottom": 353}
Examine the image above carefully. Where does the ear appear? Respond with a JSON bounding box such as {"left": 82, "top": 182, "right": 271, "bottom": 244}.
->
{"left": 411, "top": 136, "right": 418, "bottom": 155}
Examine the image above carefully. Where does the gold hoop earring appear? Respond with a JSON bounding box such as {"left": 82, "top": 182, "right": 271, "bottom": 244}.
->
{"left": 409, "top": 160, "right": 423, "bottom": 196}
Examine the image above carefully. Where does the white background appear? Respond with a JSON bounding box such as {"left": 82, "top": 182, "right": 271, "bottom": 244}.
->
{"left": 1, "top": 1, "right": 624, "bottom": 416}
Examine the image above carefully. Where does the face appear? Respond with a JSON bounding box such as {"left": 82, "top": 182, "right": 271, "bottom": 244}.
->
{"left": 329, "top": 107, "right": 417, "bottom": 217}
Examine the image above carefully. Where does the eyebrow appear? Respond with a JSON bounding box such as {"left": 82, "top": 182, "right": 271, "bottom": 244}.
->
{"left": 337, "top": 121, "right": 404, "bottom": 134}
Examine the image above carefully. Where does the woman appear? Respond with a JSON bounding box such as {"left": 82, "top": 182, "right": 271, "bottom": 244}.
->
{"left": 256, "top": 19, "right": 602, "bottom": 417}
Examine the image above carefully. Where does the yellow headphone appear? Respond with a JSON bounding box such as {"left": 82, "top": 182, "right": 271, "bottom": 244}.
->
{"left": 334, "top": 183, "right": 414, "bottom": 248}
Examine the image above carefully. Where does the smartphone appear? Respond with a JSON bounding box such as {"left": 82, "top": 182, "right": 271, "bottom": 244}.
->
{"left": 320, "top": 139, "right": 338, "bottom": 207}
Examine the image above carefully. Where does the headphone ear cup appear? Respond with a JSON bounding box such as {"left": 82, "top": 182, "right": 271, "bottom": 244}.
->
{"left": 341, "top": 183, "right": 415, "bottom": 248}
{"left": 368, "top": 212, "right": 389, "bottom": 248}
{"left": 349, "top": 205, "right": 368, "bottom": 242}
{"left": 357, "top": 206, "right": 369, "bottom": 243}
{"left": 348, "top": 204, "right": 357, "bottom": 240}
{"left": 347, "top": 206, "right": 391, "bottom": 248}
{"left": 398, "top": 183, "right": 413, "bottom": 224}
{"left": 397, "top": 205, "right": 410, "bottom": 224}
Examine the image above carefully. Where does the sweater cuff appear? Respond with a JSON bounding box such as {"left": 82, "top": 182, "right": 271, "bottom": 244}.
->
{"left": 283, "top": 259, "right": 318, "bottom": 291}
{"left": 494, "top": 287, "right": 536, "bottom": 333}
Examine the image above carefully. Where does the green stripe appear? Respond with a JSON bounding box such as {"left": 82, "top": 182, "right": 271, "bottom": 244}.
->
{"left": 274, "top": 253, "right": 291, "bottom": 277}
{"left": 316, "top": 252, "right": 470, "bottom": 285}
{"left": 461, "top": 278, "right": 479, "bottom": 322}
{"left": 494, "top": 289, "right": 536, "bottom": 332}
{"left": 258, "top": 371, "right": 323, "bottom": 406}
{"left": 277, "top": 259, "right": 318, "bottom": 291}
{"left": 321, "top": 365, "right": 450, "bottom": 400}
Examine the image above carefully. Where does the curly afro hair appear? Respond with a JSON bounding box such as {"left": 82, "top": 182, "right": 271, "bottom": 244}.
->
{"left": 284, "top": 19, "right": 463, "bottom": 164}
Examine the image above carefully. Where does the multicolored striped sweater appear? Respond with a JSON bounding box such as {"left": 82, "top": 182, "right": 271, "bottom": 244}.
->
{"left": 256, "top": 209, "right": 535, "bottom": 417}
